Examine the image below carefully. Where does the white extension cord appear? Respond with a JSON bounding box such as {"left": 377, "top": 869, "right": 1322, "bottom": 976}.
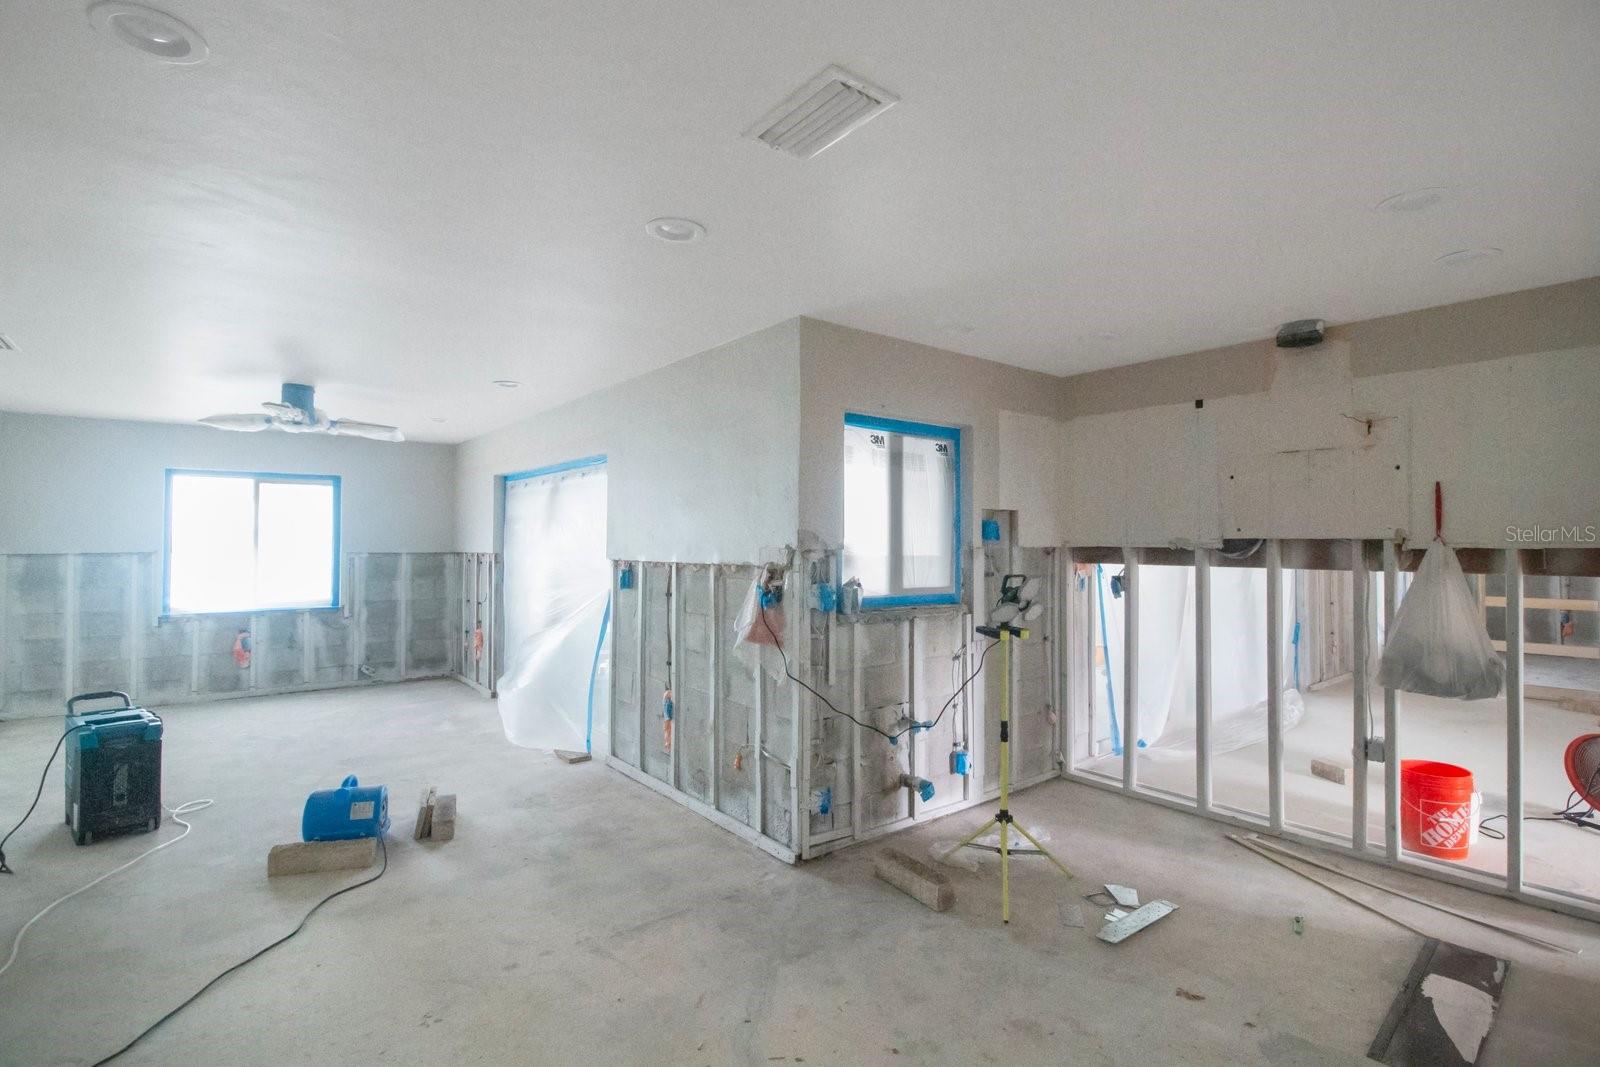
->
{"left": 0, "top": 799, "right": 214, "bottom": 979}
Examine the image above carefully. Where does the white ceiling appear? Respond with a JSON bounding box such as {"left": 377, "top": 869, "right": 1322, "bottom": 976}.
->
{"left": 2, "top": 2, "right": 1597, "bottom": 443}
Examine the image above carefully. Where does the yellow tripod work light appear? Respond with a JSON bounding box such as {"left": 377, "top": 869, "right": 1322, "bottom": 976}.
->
{"left": 943, "top": 623, "right": 1073, "bottom": 922}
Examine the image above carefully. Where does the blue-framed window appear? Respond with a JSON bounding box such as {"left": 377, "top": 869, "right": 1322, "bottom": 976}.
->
{"left": 163, "top": 469, "right": 341, "bottom": 615}
{"left": 842, "top": 414, "right": 961, "bottom": 608}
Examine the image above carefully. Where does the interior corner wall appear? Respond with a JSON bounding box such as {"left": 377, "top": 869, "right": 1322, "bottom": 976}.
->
{"left": 453, "top": 319, "right": 802, "bottom": 565}
{"left": 1053, "top": 278, "right": 1600, "bottom": 549}
{"left": 796, "top": 318, "right": 1070, "bottom": 551}
{"left": 0, "top": 411, "right": 458, "bottom": 556}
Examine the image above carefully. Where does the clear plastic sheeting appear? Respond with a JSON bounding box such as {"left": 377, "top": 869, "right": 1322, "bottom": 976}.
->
{"left": 1378, "top": 540, "right": 1504, "bottom": 700}
{"left": 1095, "top": 562, "right": 1299, "bottom": 758}
{"left": 497, "top": 462, "right": 611, "bottom": 754}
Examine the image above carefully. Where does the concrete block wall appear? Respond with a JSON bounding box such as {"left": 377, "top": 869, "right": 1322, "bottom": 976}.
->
{"left": 0, "top": 552, "right": 465, "bottom": 719}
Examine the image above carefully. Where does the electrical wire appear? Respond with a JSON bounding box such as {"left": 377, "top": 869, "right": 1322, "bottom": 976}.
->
{"left": 0, "top": 724, "right": 91, "bottom": 875}
{"left": 0, "top": 798, "right": 215, "bottom": 980}
{"left": 1479, "top": 762, "right": 1600, "bottom": 840}
{"left": 92, "top": 834, "right": 389, "bottom": 1065}
{"left": 758, "top": 600, "right": 996, "bottom": 741}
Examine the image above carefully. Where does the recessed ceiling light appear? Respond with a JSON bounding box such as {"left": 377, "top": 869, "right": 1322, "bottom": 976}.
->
{"left": 1435, "top": 247, "right": 1502, "bottom": 266}
{"left": 645, "top": 217, "right": 706, "bottom": 243}
{"left": 492, "top": 379, "right": 520, "bottom": 388}
{"left": 88, "top": 2, "right": 208, "bottom": 64}
{"left": 1376, "top": 187, "right": 1448, "bottom": 213}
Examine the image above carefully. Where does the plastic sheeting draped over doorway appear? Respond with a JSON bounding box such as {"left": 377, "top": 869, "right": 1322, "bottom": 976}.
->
{"left": 497, "top": 461, "right": 611, "bottom": 754}
{"left": 1096, "top": 563, "right": 1300, "bottom": 759}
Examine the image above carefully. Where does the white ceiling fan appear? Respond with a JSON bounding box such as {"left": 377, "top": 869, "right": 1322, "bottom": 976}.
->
{"left": 200, "top": 383, "right": 404, "bottom": 442}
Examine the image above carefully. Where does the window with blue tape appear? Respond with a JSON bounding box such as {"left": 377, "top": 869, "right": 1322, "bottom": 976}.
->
{"left": 164, "top": 469, "right": 341, "bottom": 615}
{"left": 842, "top": 414, "right": 961, "bottom": 607}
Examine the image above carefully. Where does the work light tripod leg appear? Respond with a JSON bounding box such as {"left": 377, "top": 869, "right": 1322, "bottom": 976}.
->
{"left": 1011, "top": 820, "right": 1073, "bottom": 880}
{"left": 943, "top": 816, "right": 1000, "bottom": 860}
{"left": 999, "top": 818, "right": 1011, "bottom": 923}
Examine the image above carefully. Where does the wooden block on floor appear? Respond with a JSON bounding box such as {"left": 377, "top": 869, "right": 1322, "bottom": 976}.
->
{"left": 267, "top": 837, "right": 378, "bottom": 877}
{"left": 554, "top": 749, "right": 592, "bottom": 764}
{"left": 430, "top": 793, "right": 456, "bottom": 842}
{"left": 414, "top": 786, "right": 437, "bottom": 841}
{"left": 1311, "top": 758, "right": 1349, "bottom": 785}
{"left": 874, "top": 847, "right": 954, "bottom": 912}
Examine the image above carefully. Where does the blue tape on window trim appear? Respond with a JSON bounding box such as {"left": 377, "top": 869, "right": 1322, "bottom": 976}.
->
{"left": 162, "top": 468, "right": 342, "bottom": 617}
{"left": 845, "top": 413, "right": 962, "bottom": 609}
{"left": 504, "top": 454, "right": 607, "bottom": 482}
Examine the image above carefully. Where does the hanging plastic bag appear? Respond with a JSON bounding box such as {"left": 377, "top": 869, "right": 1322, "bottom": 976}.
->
{"left": 733, "top": 564, "right": 786, "bottom": 650}
{"left": 1377, "top": 541, "right": 1503, "bottom": 700}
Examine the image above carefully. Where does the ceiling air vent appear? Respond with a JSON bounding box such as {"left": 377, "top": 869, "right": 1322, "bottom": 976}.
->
{"left": 744, "top": 65, "right": 898, "bottom": 159}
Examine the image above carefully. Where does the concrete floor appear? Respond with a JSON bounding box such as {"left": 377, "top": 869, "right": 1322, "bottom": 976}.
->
{"left": 3, "top": 679, "right": 1600, "bottom": 1065}
{"left": 1088, "top": 677, "right": 1600, "bottom": 899}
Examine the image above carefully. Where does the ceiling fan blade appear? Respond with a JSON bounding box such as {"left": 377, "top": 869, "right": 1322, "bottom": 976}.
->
{"left": 199, "top": 413, "right": 275, "bottom": 432}
{"left": 328, "top": 419, "right": 405, "bottom": 442}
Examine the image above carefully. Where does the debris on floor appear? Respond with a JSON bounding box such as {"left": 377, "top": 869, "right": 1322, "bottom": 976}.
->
{"left": 1105, "top": 883, "right": 1140, "bottom": 907}
{"left": 267, "top": 837, "right": 378, "bottom": 877}
{"left": 1228, "top": 833, "right": 1576, "bottom": 953}
{"left": 1292, "top": 915, "right": 1305, "bottom": 936}
{"left": 874, "top": 847, "right": 955, "bottom": 912}
{"left": 1311, "top": 757, "right": 1349, "bottom": 785}
{"left": 414, "top": 787, "right": 457, "bottom": 842}
{"left": 554, "top": 749, "right": 592, "bottom": 764}
{"left": 1097, "top": 900, "right": 1178, "bottom": 944}
{"left": 1175, "top": 988, "right": 1206, "bottom": 1001}
{"left": 1369, "top": 938, "right": 1506, "bottom": 1065}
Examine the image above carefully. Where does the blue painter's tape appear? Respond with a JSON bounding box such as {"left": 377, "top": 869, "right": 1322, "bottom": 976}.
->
{"left": 504, "top": 454, "right": 607, "bottom": 482}
{"left": 585, "top": 593, "right": 611, "bottom": 754}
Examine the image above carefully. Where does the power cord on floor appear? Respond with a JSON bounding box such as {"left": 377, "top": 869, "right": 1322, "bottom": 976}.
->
{"left": 0, "top": 723, "right": 91, "bottom": 875}
{"left": 1479, "top": 763, "right": 1600, "bottom": 840}
{"left": 0, "top": 797, "right": 215, "bottom": 981}
{"left": 757, "top": 601, "right": 996, "bottom": 742}
{"left": 92, "top": 834, "right": 389, "bottom": 1065}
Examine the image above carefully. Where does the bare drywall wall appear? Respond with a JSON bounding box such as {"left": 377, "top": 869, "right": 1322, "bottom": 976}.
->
{"left": 1063, "top": 276, "right": 1600, "bottom": 419}
{"left": 455, "top": 320, "right": 801, "bottom": 564}
{"left": 1055, "top": 338, "right": 1600, "bottom": 549}
{"left": 797, "top": 318, "right": 1069, "bottom": 551}
{"left": 0, "top": 411, "right": 457, "bottom": 555}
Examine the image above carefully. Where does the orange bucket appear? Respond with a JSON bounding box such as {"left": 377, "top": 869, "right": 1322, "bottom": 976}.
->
{"left": 1400, "top": 760, "right": 1476, "bottom": 860}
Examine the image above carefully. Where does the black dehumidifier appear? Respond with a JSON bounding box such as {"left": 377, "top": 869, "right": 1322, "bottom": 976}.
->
{"left": 63, "top": 691, "right": 163, "bottom": 846}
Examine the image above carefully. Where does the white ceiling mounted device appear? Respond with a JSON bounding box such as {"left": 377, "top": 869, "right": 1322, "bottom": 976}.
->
{"left": 744, "top": 64, "right": 899, "bottom": 159}
{"left": 1435, "top": 247, "right": 1503, "bottom": 266}
{"left": 88, "top": 2, "right": 208, "bottom": 64}
{"left": 200, "top": 383, "right": 403, "bottom": 441}
{"left": 644, "top": 217, "right": 706, "bottom": 242}
{"left": 492, "top": 379, "right": 520, "bottom": 388}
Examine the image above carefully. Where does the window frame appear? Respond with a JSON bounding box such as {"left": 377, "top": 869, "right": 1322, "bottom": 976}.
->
{"left": 842, "top": 412, "right": 962, "bottom": 609}
{"left": 162, "top": 468, "right": 343, "bottom": 617}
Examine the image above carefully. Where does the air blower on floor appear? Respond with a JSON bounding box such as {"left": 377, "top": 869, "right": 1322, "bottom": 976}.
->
{"left": 302, "top": 775, "right": 390, "bottom": 842}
